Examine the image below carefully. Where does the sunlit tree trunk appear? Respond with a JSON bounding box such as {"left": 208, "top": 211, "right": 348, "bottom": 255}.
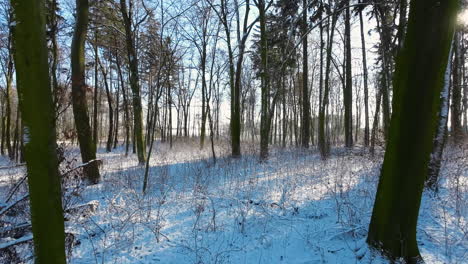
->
{"left": 12, "top": 0, "right": 66, "bottom": 261}
{"left": 427, "top": 43, "right": 453, "bottom": 191}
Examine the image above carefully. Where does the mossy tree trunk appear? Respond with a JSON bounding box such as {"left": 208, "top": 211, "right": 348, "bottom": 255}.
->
{"left": 11, "top": 0, "right": 66, "bottom": 262}
{"left": 71, "top": 0, "right": 100, "bottom": 184}
{"left": 367, "top": 0, "right": 458, "bottom": 262}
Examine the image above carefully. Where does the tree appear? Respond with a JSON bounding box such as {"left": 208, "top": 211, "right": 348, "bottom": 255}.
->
{"left": 11, "top": 0, "right": 66, "bottom": 262}
{"left": 367, "top": 0, "right": 458, "bottom": 262}
{"left": 119, "top": 0, "right": 148, "bottom": 164}
{"left": 301, "top": 0, "right": 310, "bottom": 148}
{"left": 358, "top": 0, "right": 370, "bottom": 146}
{"left": 427, "top": 44, "right": 452, "bottom": 191}
{"left": 451, "top": 28, "right": 464, "bottom": 142}
{"left": 343, "top": 0, "right": 352, "bottom": 147}
{"left": 318, "top": 1, "right": 340, "bottom": 159}
{"left": 0, "top": 3, "right": 13, "bottom": 159}
{"left": 71, "top": 0, "right": 100, "bottom": 184}
{"left": 207, "top": 0, "right": 258, "bottom": 157}
{"left": 256, "top": 0, "right": 268, "bottom": 159}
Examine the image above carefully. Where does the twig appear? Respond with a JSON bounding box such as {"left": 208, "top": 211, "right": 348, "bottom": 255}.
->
{"left": 5, "top": 175, "right": 27, "bottom": 203}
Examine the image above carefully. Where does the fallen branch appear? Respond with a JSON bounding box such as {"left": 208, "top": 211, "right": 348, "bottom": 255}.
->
{"left": 61, "top": 159, "right": 102, "bottom": 177}
{"left": 0, "top": 163, "right": 26, "bottom": 170}
{"left": 0, "top": 194, "right": 29, "bottom": 217}
{"left": 0, "top": 222, "right": 31, "bottom": 237}
{"left": 0, "top": 234, "right": 33, "bottom": 250}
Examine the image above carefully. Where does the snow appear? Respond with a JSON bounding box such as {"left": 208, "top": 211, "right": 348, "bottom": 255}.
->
{"left": 1, "top": 141, "right": 467, "bottom": 263}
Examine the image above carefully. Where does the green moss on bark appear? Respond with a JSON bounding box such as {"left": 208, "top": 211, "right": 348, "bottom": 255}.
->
{"left": 11, "top": 0, "right": 66, "bottom": 262}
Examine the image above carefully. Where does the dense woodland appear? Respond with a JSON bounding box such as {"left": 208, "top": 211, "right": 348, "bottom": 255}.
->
{"left": 0, "top": 0, "right": 467, "bottom": 263}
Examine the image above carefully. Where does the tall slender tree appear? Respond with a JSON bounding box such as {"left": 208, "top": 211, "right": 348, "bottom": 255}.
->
{"left": 71, "top": 0, "right": 100, "bottom": 183}
{"left": 119, "top": 0, "right": 147, "bottom": 164}
{"left": 367, "top": 0, "right": 458, "bottom": 262}
{"left": 343, "top": 0, "right": 353, "bottom": 147}
{"left": 256, "top": 0, "right": 270, "bottom": 159}
{"left": 451, "top": 29, "right": 464, "bottom": 142}
{"left": 358, "top": 0, "right": 370, "bottom": 146}
{"left": 301, "top": 0, "right": 310, "bottom": 148}
{"left": 11, "top": 0, "right": 66, "bottom": 262}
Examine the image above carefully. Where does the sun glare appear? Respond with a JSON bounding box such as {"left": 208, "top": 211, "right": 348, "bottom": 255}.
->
{"left": 458, "top": 9, "right": 468, "bottom": 26}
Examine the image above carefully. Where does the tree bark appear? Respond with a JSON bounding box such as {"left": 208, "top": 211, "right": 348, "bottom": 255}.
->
{"left": 116, "top": 55, "right": 130, "bottom": 156}
{"left": 93, "top": 32, "right": 99, "bottom": 148}
{"left": 97, "top": 53, "right": 114, "bottom": 152}
{"left": 344, "top": 0, "right": 353, "bottom": 148}
{"left": 258, "top": 0, "right": 269, "bottom": 160}
{"left": 11, "top": 0, "right": 66, "bottom": 261}
{"left": 319, "top": 12, "right": 338, "bottom": 159}
{"left": 427, "top": 43, "right": 453, "bottom": 191}
{"left": 71, "top": 0, "right": 100, "bottom": 183}
{"left": 119, "top": 0, "right": 146, "bottom": 164}
{"left": 301, "top": 0, "right": 310, "bottom": 149}
{"left": 451, "top": 29, "right": 464, "bottom": 142}
{"left": 359, "top": 0, "right": 370, "bottom": 147}
{"left": 367, "top": 0, "right": 457, "bottom": 262}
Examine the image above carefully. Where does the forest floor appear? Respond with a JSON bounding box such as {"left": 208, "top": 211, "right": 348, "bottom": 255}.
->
{"left": 0, "top": 139, "right": 467, "bottom": 263}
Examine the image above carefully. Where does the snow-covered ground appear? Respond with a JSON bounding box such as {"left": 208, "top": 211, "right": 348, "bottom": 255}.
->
{"left": 1, "top": 140, "right": 467, "bottom": 263}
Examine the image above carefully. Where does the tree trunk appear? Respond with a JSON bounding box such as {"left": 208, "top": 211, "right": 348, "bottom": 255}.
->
{"left": 374, "top": 6, "right": 392, "bottom": 141}
{"left": 71, "top": 0, "right": 100, "bottom": 183}
{"left": 359, "top": 0, "right": 370, "bottom": 147}
{"left": 120, "top": 0, "right": 146, "bottom": 164}
{"left": 367, "top": 0, "right": 457, "bottom": 262}
{"left": 113, "top": 69, "right": 120, "bottom": 149}
{"left": 451, "top": 29, "right": 464, "bottom": 142}
{"left": 116, "top": 55, "right": 130, "bottom": 156}
{"left": 49, "top": 0, "right": 60, "bottom": 113}
{"left": 259, "top": 0, "right": 269, "bottom": 160}
{"left": 5, "top": 26, "right": 13, "bottom": 159}
{"left": 93, "top": 32, "right": 99, "bottom": 147}
{"left": 301, "top": 0, "right": 310, "bottom": 149}
{"left": 97, "top": 54, "right": 114, "bottom": 152}
{"left": 344, "top": 0, "right": 353, "bottom": 148}
{"left": 200, "top": 43, "right": 207, "bottom": 149}
{"left": 319, "top": 12, "right": 338, "bottom": 159}
{"left": 427, "top": 43, "right": 453, "bottom": 191}
{"left": 12, "top": 0, "right": 66, "bottom": 261}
